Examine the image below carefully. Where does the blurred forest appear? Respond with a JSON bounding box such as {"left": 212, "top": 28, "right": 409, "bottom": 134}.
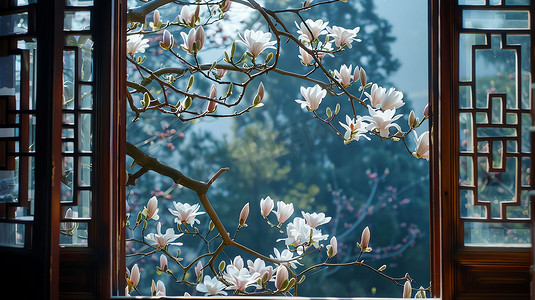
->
{"left": 125, "top": 0, "right": 430, "bottom": 296}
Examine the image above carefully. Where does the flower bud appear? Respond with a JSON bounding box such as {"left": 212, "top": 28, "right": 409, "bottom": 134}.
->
{"left": 239, "top": 202, "right": 250, "bottom": 226}
{"left": 353, "top": 66, "right": 360, "bottom": 82}
{"left": 275, "top": 265, "right": 289, "bottom": 290}
{"left": 221, "top": 0, "right": 232, "bottom": 12}
{"left": 207, "top": 84, "right": 217, "bottom": 113}
{"left": 160, "top": 254, "right": 168, "bottom": 271}
{"left": 153, "top": 10, "right": 160, "bottom": 28}
{"left": 195, "top": 260, "right": 203, "bottom": 279}
{"left": 403, "top": 280, "right": 412, "bottom": 298}
{"left": 214, "top": 68, "right": 228, "bottom": 79}
{"left": 260, "top": 196, "right": 274, "bottom": 217}
{"left": 408, "top": 110, "right": 418, "bottom": 128}
{"left": 326, "top": 236, "right": 337, "bottom": 258}
{"left": 257, "top": 82, "right": 265, "bottom": 102}
{"left": 423, "top": 103, "right": 429, "bottom": 117}
{"left": 359, "top": 67, "right": 367, "bottom": 87}
{"left": 160, "top": 29, "right": 174, "bottom": 50}
{"left": 195, "top": 26, "right": 205, "bottom": 52}
{"left": 130, "top": 264, "right": 140, "bottom": 287}
{"left": 360, "top": 226, "right": 370, "bottom": 250}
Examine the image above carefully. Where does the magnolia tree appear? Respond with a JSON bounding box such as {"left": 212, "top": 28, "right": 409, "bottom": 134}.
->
{"left": 124, "top": 0, "right": 430, "bottom": 298}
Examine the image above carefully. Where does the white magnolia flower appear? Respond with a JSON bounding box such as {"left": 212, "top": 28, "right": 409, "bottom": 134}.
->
{"left": 364, "top": 83, "right": 386, "bottom": 108}
{"left": 231, "top": 255, "right": 244, "bottom": 270}
{"left": 273, "top": 201, "right": 294, "bottom": 224}
{"left": 151, "top": 280, "right": 166, "bottom": 296}
{"left": 295, "top": 19, "right": 328, "bottom": 44}
{"left": 144, "top": 196, "right": 159, "bottom": 221}
{"left": 298, "top": 46, "right": 314, "bottom": 65}
{"left": 260, "top": 196, "right": 274, "bottom": 218}
{"left": 339, "top": 115, "right": 370, "bottom": 143}
{"left": 238, "top": 30, "right": 276, "bottom": 58}
{"left": 223, "top": 265, "right": 260, "bottom": 292}
{"left": 380, "top": 87, "right": 405, "bottom": 111}
{"left": 301, "top": 211, "right": 331, "bottom": 228}
{"left": 145, "top": 222, "right": 183, "bottom": 247}
{"left": 180, "top": 26, "right": 205, "bottom": 54}
{"left": 247, "top": 258, "right": 274, "bottom": 282}
{"left": 168, "top": 202, "right": 205, "bottom": 226}
{"left": 362, "top": 106, "right": 403, "bottom": 138}
{"left": 327, "top": 26, "right": 361, "bottom": 49}
{"left": 412, "top": 131, "right": 430, "bottom": 161}
{"left": 270, "top": 248, "right": 302, "bottom": 269}
{"left": 196, "top": 275, "right": 228, "bottom": 296}
{"left": 126, "top": 34, "right": 149, "bottom": 56}
{"left": 326, "top": 236, "right": 337, "bottom": 258}
{"left": 334, "top": 64, "right": 353, "bottom": 87}
{"left": 295, "top": 85, "right": 326, "bottom": 111}
{"left": 280, "top": 217, "right": 328, "bottom": 248}
{"left": 179, "top": 5, "right": 199, "bottom": 27}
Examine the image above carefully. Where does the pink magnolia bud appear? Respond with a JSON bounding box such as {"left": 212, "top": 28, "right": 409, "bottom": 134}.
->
{"left": 153, "top": 10, "right": 160, "bottom": 27}
{"left": 221, "top": 0, "right": 232, "bottom": 12}
{"left": 207, "top": 84, "right": 217, "bottom": 113}
{"left": 326, "top": 236, "right": 337, "bottom": 258}
{"left": 359, "top": 67, "right": 367, "bottom": 86}
{"left": 160, "top": 29, "right": 174, "bottom": 50}
{"left": 239, "top": 202, "right": 250, "bottom": 226}
{"left": 254, "top": 82, "right": 265, "bottom": 105}
{"left": 360, "top": 226, "right": 370, "bottom": 250}
{"left": 195, "top": 260, "right": 203, "bottom": 278}
{"left": 130, "top": 264, "right": 140, "bottom": 287}
{"left": 403, "top": 280, "right": 412, "bottom": 298}
{"left": 260, "top": 196, "right": 274, "bottom": 217}
{"left": 423, "top": 103, "right": 429, "bottom": 117}
{"left": 275, "top": 265, "right": 289, "bottom": 290}
{"left": 160, "top": 254, "right": 168, "bottom": 271}
{"left": 194, "top": 26, "right": 205, "bottom": 52}
{"left": 353, "top": 66, "right": 360, "bottom": 82}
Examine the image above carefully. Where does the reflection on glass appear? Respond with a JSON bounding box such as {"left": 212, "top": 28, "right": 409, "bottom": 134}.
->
{"left": 460, "top": 156, "right": 474, "bottom": 186}
{"left": 64, "top": 11, "right": 91, "bottom": 31}
{"left": 461, "top": 189, "right": 487, "bottom": 219}
{"left": 463, "top": 10, "right": 530, "bottom": 30}
{"left": 0, "top": 13, "right": 28, "bottom": 36}
{"left": 465, "top": 222, "right": 530, "bottom": 246}
{"left": 460, "top": 113, "right": 473, "bottom": 152}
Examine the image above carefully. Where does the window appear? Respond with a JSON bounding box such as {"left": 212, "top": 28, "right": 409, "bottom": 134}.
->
{"left": 0, "top": 0, "right": 533, "bottom": 299}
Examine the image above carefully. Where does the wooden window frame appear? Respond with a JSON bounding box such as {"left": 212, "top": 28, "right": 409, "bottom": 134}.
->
{"left": 2, "top": 0, "right": 534, "bottom": 298}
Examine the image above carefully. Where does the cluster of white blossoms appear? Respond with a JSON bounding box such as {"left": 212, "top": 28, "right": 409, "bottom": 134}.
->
{"left": 128, "top": 195, "right": 376, "bottom": 296}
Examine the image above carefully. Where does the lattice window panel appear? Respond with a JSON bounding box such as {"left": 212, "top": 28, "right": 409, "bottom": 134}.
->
{"left": 457, "top": 0, "right": 532, "bottom": 246}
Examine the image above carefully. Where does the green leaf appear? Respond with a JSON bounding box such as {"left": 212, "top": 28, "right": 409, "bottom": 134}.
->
{"left": 136, "top": 211, "right": 142, "bottom": 225}
{"left": 210, "top": 60, "right": 217, "bottom": 71}
{"left": 287, "top": 277, "right": 296, "bottom": 290}
{"left": 298, "top": 275, "right": 306, "bottom": 284}
{"left": 253, "top": 94, "right": 261, "bottom": 106}
{"left": 279, "top": 279, "right": 289, "bottom": 291}
{"left": 142, "top": 219, "right": 148, "bottom": 230}
{"left": 326, "top": 107, "right": 332, "bottom": 118}
{"left": 208, "top": 220, "right": 215, "bottom": 232}
{"left": 224, "top": 51, "right": 231, "bottom": 63}
{"left": 335, "top": 103, "right": 340, "bottom": 115}
{"left": 218, "top": 261, "right": 226, "bottom": 272}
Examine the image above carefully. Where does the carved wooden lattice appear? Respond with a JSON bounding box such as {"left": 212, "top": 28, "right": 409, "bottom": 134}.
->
{"left": 458, "top": 0, "right": 532, "bottom": 246}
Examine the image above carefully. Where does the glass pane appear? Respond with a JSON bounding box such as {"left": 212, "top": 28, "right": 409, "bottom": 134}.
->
{"left": 461, "top": 189, "right": 487, "bottom": 219}
{"left": 465, "top": 222, "right": 530, "bottom": 246}
{"left": 64, "top": 11, "right": 91, "bottom": 31}
{"left": 460, "top": 113, "right": 474, "bottom": 152}
{"left": 459, "top": 0, "right": 485, "bottom": 4}
{"left": 0, "top": 13, "right": 28, "bottom": 36}
{"left": 60, "top": 221, "right": 88, "bottom": 247}
{"left": 463, "top": 10, "right": 530, "bottom": 30}
{"left": 0, "top": 223, "right": 25, "bottom": 247}
{"left": 66, "top": 0, "right": 94, "bottom": 6}
{"left": 459, "top": 34, "right": 486, "bottom": 82}
{"left": 459, "top": 85, "right": 472, "bottom": 108}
